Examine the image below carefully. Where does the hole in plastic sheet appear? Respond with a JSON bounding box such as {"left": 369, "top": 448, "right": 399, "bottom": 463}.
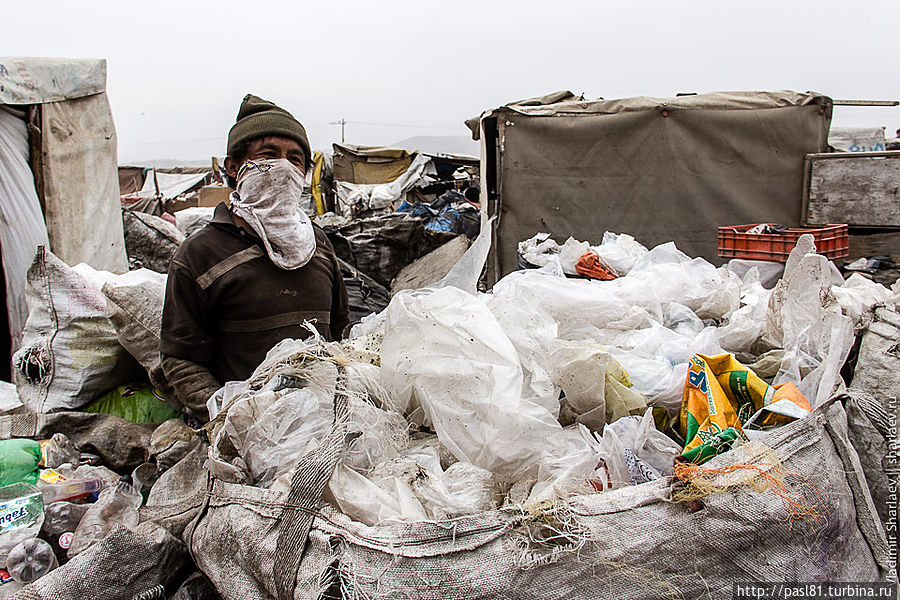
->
{"left": 15, "top": 345, "right": 51, "bottom": 384}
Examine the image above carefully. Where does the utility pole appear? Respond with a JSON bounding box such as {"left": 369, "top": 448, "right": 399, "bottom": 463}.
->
{"left": 329, "top": 119, "right": 347, "bottom": 143}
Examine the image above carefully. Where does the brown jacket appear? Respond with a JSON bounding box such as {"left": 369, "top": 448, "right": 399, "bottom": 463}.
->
{"left": 160, "top": 203, "right": 348, "bottom": 418}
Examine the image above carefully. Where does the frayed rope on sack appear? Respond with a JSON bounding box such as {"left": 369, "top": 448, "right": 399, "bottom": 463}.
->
{"left": 672, "top": 443, "right": 828, "bottom": 530}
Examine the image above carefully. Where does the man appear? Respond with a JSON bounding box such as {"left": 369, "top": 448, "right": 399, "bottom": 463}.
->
{"left": 160, "top": 94, "right": 349, "bottom": 421}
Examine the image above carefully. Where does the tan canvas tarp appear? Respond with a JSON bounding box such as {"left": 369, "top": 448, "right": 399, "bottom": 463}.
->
{"left": 476, "top": 90, "right": 831, "bottom": 279}
{"left": 332, "top": 143, "right": 414, "bottom": 185}
{"left": 118, "top": 166, "right": 145, "bottom": 195}
{"left": 41, "top": 93, "right": 128, "bottom": 272}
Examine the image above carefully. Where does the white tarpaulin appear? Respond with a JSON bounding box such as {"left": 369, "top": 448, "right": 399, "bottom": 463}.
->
{"left": 0, "top": 107, "right": 50, "bottom": 352}
{"left": 828, "top": 127, "right": 886, "bottom": 152}
{"left": 0, "top": 57, "right": 106, "bottom": 105}
{"left": 335, "top": 153, "right": 434, "bottom": 217}
{"left": 41, "top": 93, "right": 128, "bottom": 272}
{"left": 136, "top": 171, "right": 209, "bottom": 200}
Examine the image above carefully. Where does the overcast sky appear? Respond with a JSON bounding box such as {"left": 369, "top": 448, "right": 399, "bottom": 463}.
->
{"left": 6, "top": 0, "right": 899, "bottom": 163}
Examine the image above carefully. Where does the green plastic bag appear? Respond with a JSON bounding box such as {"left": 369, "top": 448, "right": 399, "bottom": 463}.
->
{"left": 0, "top": 439, "right": 41, "bottom": 486}
{"left": 84, "top": 383, "right": 181, "bottom": 424}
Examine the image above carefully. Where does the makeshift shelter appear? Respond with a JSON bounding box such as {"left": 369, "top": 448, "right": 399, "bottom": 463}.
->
{"left": 0, "top": 57, "right": 128, "bottom": 378}
{"left": 469, "top": 90, "right": 832, "bottom": 282}
{"left": 331, "top": 143, "right": 435, "bottom": 218}
{"left": 332, "top": 143, "right": 416, "bottom": 185}
{"left": 0, "top": 58, "right": 127, "bottom": 274}
{"left": 119, "top": 166, "right": 212, "bottom": 215}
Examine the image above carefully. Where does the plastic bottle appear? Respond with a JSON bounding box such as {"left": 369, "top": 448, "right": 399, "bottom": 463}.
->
{"left": 0, "top": 440, "right": 41, "bottom": 486}
{"left": 6, "top": 538, "right": 57, "bottom": 583}
{"left": 38, "top": 434, "right": 80, "bottom": 470}
{"left": 37, "top": 474, "right": 102, "bottom": 504}
{"left": 67, "top": 481, "right": 141, "bottom": 557}
{"left": 0, "top": 483, "right": 44, "bottom": 566}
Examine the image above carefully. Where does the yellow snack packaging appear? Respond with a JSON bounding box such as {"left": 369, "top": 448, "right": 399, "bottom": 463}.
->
{"left": 679, "top": 354, "right": 811, "bottom": 464}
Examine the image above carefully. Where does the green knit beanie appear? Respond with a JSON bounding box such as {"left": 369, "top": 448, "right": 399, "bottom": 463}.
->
{"left": 226, "top": 94, "right": 312, "bottom": 169}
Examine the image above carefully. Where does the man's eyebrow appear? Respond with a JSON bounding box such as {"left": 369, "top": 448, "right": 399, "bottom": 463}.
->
{"left": 254, "top": 143, "right": 281, "bottom": 152}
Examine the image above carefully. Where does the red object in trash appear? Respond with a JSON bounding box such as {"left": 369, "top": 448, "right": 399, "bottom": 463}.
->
{"left": 717, "top": 223, "right": 849, "bottom": 263}
{"left": 575, "top": 252, "right": 618, "bottom": 280}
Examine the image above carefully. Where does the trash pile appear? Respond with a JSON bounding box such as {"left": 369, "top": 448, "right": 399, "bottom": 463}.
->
{"left": 1, "top": 223, "right": 897, "bottom": 598}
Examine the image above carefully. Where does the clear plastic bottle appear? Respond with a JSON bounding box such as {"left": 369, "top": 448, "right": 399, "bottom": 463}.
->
{"left": 6, "top": 538, "right": 57, "bottom": 583}
{"left": 67, "top": 481, "right": 141, "bottom": 557}
{"left": 0, "top": 483, "right": 44, "bottom": 566}
{"left": 38, "top": 475, "right": 102, "bottom": 504}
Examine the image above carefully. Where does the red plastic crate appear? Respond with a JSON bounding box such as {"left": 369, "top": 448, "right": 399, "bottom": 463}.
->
{"left": 717, "top": 223, "right": 849, "bottom": 263}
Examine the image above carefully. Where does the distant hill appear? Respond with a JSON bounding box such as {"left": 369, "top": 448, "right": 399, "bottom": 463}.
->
{"left": 392, "top": 136, "right": 479, "bottom": 157}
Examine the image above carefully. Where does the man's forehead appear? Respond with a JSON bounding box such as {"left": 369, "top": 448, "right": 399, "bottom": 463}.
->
{"left": 248, "top": 136, "right": 304, "bottom": 153}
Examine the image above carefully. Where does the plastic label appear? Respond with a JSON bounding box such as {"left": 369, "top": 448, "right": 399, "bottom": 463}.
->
{"left": 58, "top": 532, "right": 73, "bottom": 549}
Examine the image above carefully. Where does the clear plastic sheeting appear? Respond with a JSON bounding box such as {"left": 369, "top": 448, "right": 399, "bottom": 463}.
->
{"left": 186, "top": 226, "right": 872, "bottom": 531}
{"left": 832, "top": 273, "right": 894, "bottom": 328}
{"left": 765, "top": 235, "right": 855, "bottom": 407}
{"left": 518, "top": 231, "right": 650, "bottom": 276}
{"left": 0, "top": 108, "right": 50, "bottom": 353}
{"left": 381, "top": 285, "right": 565, "bottom": 482}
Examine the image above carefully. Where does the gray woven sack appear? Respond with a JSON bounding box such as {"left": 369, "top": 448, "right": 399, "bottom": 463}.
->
{"left": 175, "top": 394, "right": 892, "bottom": 600}
{"left": 16, "top": 522, "right": 188, "bottom": 600}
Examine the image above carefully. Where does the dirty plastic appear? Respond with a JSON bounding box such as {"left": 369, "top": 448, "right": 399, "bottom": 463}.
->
{"left": 0, "top": 440, "right": 40, "bottom": 486}
{"left": 83, "top": 383, "right": 181, "bottom": 424}
{"left": 6, "top": 537, "right": 57, "bottom": 583}
{"left": 67, "top": 481, "right": 142, "bottom": 557}
{"left": 41, "top": 500, "right": 89, "bottom": 536}
{"left": 38, "top": 474, "right": 103, "bottom": 504}
{"left": 221, "top": 386, "right": 333, "bottom": 488}
{"left": 0, "top": 483, "right": 44, "bottom": 566}
{"left": 382, "top": 284, "right": 565, "bottom": 481}
{"left": 39, "top": 433, "right": 80, "bottom": 469}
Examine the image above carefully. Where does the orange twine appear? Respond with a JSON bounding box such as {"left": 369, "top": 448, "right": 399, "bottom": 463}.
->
{"left": 673, "top": 460, "right": 828, "bottom": 530}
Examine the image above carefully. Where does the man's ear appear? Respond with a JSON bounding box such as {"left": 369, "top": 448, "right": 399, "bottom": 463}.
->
{"left": 224, "top": 156, "right": 239, "bottom": 181}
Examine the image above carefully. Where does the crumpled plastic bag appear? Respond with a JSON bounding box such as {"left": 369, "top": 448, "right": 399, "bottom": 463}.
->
{"left": 381, "top": 285, "right": 564, "bottom": 482}
{"left": 764, "top": 235, "right": 855, "bottom": 407}
{"left": 604, "top": 408, "right": 681, "bottom": 478}
{"left": 222, "top": 386, "right": 333, "bottom": 488}
{"left": 527, "top": 424, "right": 630, "bottom": 503}
{"left": 717, "top": 268, "right": 773, "bottom": 354}
{"left": 831, "top": 273, "right": 893, "bottom": 328}
{"left": 326, "top": 462, "right": 428, "bottom": 526}
{"left": 590, "top": 231, "right": 649, "bottom": 276}
{"left": 486, "top": 287, "right": 561, "bottom": 418}
{"left": 549, "top": 340, "right": 646, "bottom": 431}
{"left": 344, "top": 396, "right": 409, "bottom": 472}
{"left": 326, "top": 448, "right": 500, "bottom": 525}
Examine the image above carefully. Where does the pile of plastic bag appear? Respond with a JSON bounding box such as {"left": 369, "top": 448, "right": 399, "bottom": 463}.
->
{"left": 199, "top": 225, "right": 900, "bottom": 527}
{"left": 2, "top": 223, "right": 898, "bottom": 596}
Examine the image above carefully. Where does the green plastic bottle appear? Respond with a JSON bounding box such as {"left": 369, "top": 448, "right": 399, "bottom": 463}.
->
{"left": 0, "top": 440, "right": 41, "bottom": 486}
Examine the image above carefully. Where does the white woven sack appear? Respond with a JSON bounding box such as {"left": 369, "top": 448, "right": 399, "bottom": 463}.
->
{"left": 12, "top": 247, "right": 143, "bottom": 413}
{"left": 177, "top": 394, "right": 892, "bottom": 600}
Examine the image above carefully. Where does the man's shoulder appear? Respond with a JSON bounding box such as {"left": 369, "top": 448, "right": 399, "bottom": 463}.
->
{"left": 171, "top": 223, "right": 244, "bottom": 273}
